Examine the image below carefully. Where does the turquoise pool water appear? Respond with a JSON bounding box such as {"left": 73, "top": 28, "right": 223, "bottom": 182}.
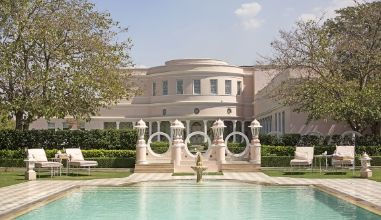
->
{"left": 17, "top": 181, "right": 381, "bottom": 220}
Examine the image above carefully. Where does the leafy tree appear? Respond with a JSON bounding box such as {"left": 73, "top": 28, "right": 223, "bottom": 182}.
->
{"left": 267, "top": 2, "right": 381, "bottom": 134}
{"left": 0, "top": 0, "right": 136, "bottom": 130}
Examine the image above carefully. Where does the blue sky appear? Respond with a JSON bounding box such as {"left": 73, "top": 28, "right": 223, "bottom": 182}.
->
{"left": 90, "top": 0, "right": 363, "bottom": 67}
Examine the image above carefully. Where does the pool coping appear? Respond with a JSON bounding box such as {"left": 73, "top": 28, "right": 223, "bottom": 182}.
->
{"left": 1, "top": 173, "right": 381, "bottom": 219}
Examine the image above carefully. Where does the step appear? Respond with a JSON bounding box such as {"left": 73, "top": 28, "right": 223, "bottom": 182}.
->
{"left": 134, "top": 163, "right": 174, "bottom": 173}
{"left": 221, "top": 163, "right": 261, "bottom": 172}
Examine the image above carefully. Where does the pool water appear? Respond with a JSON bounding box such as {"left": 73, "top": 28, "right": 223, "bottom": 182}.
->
{"left": 17, "top": 181, "right": 381, "bottom": 220}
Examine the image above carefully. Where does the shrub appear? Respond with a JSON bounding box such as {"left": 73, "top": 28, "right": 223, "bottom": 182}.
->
{"left": 149, "top": 141, "right": 170, "bottom": 154}
{"left": 0, "top": 129, "right": 137, "bottom": 150}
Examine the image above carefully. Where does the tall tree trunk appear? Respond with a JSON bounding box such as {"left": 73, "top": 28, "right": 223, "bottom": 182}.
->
{"left": 15, "top": 111, "right": 24, "bottom": 130}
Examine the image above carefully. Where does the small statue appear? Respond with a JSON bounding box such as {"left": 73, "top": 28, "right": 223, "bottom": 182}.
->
{"left": 191, "top": 152, "right": 208, "bottom": 183}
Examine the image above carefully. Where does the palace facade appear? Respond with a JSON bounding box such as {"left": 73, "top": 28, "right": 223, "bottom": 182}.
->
{"left": 30, "top": 58, "right": 350, "bottom": 139}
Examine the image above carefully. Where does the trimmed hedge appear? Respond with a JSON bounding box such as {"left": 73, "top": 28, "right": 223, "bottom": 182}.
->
{"left": 261, "top": 145, "right": 381, "bottom": 156}
{"left": 0, "top": 129, "right": 137, "bottom": 150}
{"left": 0, "top": 157, "right": 135, "bottom": 168}
{"left": 3, "top": 156, "right": 381, "bottom": 168}
{"left": 259, "top": 133, "right": 381, "bottom": 146}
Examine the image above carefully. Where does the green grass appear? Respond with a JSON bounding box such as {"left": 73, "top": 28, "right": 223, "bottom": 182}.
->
{"left": 0, "top": 169, "right": 131, "bottom": 188}
{"left": 262, "top": 168, "right": 381, "bottom": 182}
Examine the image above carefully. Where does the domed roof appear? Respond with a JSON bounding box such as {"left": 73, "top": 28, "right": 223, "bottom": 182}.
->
{"left": 164, "top": 59, "right": 229, "bottom": 66}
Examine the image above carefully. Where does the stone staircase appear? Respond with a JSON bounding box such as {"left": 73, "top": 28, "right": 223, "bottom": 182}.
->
{"left": 220, "top": 162, "right": 261, "bottom": 172}
{"left": 134, "top": 163, "right": 174, "bottom": 173}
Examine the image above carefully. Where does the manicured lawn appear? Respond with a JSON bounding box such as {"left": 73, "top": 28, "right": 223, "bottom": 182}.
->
{"left": 0, "top": 169, "right": 132, "bottom": 188}
{"left": 262, "top": 168, "right": 381, "bottom": 182}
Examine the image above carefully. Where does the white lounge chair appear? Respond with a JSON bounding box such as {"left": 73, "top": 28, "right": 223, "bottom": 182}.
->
{"left": 290, "top": 147, "right": 314, "bottom": 169}
{"left": 65, "top": 148, "right": 98, "bottom": 175}
{"left": 332, "top": 145, "right": 355, "bottom": 169}
{"left": 27, "top": 148, "right": 62, "bottom": 177}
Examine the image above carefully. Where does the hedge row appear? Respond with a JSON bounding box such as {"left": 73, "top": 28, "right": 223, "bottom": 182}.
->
{"left": 0, "top": 157, "right": 135, "bottom": 168}
{"left": 0, "top": 149, "right": 136, "bottom": 159}
{"left": 2, "top": 156, "right": 380, "bottom": 168}
{"left": 261, "top": 145, "right": 381, "bottom": 156}
{"left": 259, "top": 133, "right": 381, "bottom": 146}
{"left": 0, "top": 129, "right": 137, "bottom": 150}
{"left": 262, "top": 156, "right": 381, "bottom": 167}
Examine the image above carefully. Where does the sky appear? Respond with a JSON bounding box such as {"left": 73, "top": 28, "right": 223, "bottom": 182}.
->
{"left": 90, "top": 0, "right": 366, "bottom": 68}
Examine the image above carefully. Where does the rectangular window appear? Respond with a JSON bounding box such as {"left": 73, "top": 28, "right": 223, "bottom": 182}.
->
{"left": 152, "top": 82, "right": 156, "bottom": 96}
{"left": 176, "top": 80, "right": 183, "bottom": 95}
{"left": 274, "top": 113, "right": 278, "bottom": 132}
{"left": 162, "top": 80, "right": 168, "bottom": 95}
{"left": 62, "top": 122, "right": 69, "bottom": 130}
{"left": 282, "top": 111, "right": 285, "bottom": 134}
{"left": 225, "top": 80, "right": 232, "bottom": 95}
{"left": 120, "top": 122, "right": 133, "bottom": 129}
{"left": 193, "top": 79, "right": 201, "bottom": 95}
{"left": 237, "top": 81, "right": 242, "bottom": 95}
{"left": 210, "top": 79, "right": 218, "bottom": 95}
{"left": 104, "top": 122, "right": 117, "bottom": 129}
{"left": 47, "top": 122, "right": 55, "bottom": 130}
{"left": 79, "top": 122, "right": 85, "bottom": 130}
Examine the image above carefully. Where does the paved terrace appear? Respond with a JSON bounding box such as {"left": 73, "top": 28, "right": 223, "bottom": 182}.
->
{"left": 1, "top": 172, "right": 381, "bottom": 219}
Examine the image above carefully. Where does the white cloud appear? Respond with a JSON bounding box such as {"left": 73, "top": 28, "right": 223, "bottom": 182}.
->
{"left": 298, "top": 0, "right": 370, "bottom": 22}
{"left": 235, "top": 2, "right": 263, "bottom": 30}
{"left": 235, "top": 2, "right": 261, "bottom": 17}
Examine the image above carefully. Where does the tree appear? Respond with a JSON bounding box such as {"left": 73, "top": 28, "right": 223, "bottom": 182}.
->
{"left": 0, "top": 0, "right": 136, "bottom": 130}
{"left": 267, "top": 2, "right": 381, "bottom": 134}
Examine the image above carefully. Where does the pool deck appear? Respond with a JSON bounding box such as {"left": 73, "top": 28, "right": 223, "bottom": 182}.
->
{"left": 1, "top": 172, "right": 381, "bottom": 219}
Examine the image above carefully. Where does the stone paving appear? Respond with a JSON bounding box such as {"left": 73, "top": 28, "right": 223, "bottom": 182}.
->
{"left": 1, "top": 172, "right": 381, "bottom": 218}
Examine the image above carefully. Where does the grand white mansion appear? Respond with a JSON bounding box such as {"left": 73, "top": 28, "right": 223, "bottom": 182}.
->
{"left": 30, "top": 58, "right": 349, "bottom": 138}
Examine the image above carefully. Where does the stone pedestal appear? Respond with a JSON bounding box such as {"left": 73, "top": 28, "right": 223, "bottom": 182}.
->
{"left": 250, "top": 139, "right": 261, "bottom": 165}
{"left": 24, "top": 158, "right": 36, "bottom": 181}
{"left": 25, "top": 170, "right": 36, "bottom": 180}
{"left": 171, "top": 140, "right": 183, "bottom": 166}
{"left": 136, "top": 140, "right": 147, "bottom": 165}
{"left": 214, "top": 141, "right": 226, "bottom": 164}
{"left": 360, "top": 169, "right": 372, "bottom": 178}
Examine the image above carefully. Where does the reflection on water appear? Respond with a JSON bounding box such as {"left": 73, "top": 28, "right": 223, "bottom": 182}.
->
{"left": 17, "top": 181, "right": 381, "bottom": 220}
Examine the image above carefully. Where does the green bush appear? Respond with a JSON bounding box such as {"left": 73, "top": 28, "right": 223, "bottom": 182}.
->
{"left": 149, "top": 141, "right": 170, "bottom": 154}
{"left": 261, "top": 145, "right": 381, "bottom": 156}
{"left": 0, "top": 129, "right": 137, "bottom": 150}
{"left": 227, "top": 142, "right": 246, "bottom": 154}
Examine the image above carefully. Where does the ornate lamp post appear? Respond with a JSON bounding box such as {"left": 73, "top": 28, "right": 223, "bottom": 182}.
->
{"left": 134, "top": 119, "right": 148, "bottom": 164}
{"left": 249, "top": 119, "right": 262, "bottom": 165}
{"left": 170, "top": 119, "right": 185, "bottom": 166}
{"left": 360, "top": 152, "right": 372, "bottom": 178}
{"left": 211, "top": 119, "right": 227, "bottom": 164}
{"left": 24, "top": 153, "right": 36, "bottom": 180}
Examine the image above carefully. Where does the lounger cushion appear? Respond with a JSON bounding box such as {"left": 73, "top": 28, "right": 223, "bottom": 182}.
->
{"left": 35, "top": 161, "right": 62, "bottom": 168}
{"left": 68, "top": 150, "right": 85, "bottom": 161}
{"left": 290, "top": 159, "right": 311, "bottom": 166}
{"left": 70, "top": 160, "right": 98, "bottom": 167}
{"left": 28, "top": 149, "right": 48, "bottom": 162}
{"left": 295, "top": 151, "right": 308, "bottom": 160}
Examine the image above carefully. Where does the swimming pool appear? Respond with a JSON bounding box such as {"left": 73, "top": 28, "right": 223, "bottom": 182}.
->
{"left": 17, "top": 181, "right": 381, "bottom": 220}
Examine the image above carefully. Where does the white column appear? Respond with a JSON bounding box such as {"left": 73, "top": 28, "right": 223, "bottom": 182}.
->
{"left": 186, "top": 120, "right": 190, "bottom": 137}
{"left": 232, "top": 120, "right": 237, "bottom": 142}
{"left": 203, "top": 120, "right": 208, "bottom": 142}
{"left": 149, "top": 121, "right": 152, "bottom": 136}
{"left": 157, "top": 121, "right": 161, "bottom": 141}
{"left": 241, "top": 121, "right": 245, "bottom": 135}
{"left": 116, "top": 121, "right": 120, "bottom": 129}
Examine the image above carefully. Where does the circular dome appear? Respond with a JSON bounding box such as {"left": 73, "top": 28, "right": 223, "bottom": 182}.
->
{"left": 134, "top": 119, "right": 147, "bottom": 128}
{"left": 249, "top": 119, "right": 262, "bottom": 128}
{"left": 212, "top": 119, "right": 226, "bottom": 128}
{"left": 170, "top": 119, "right": 185, "bottom": 129}
{"left": 164, "top": 59, "right": 229, "bottom": 66}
